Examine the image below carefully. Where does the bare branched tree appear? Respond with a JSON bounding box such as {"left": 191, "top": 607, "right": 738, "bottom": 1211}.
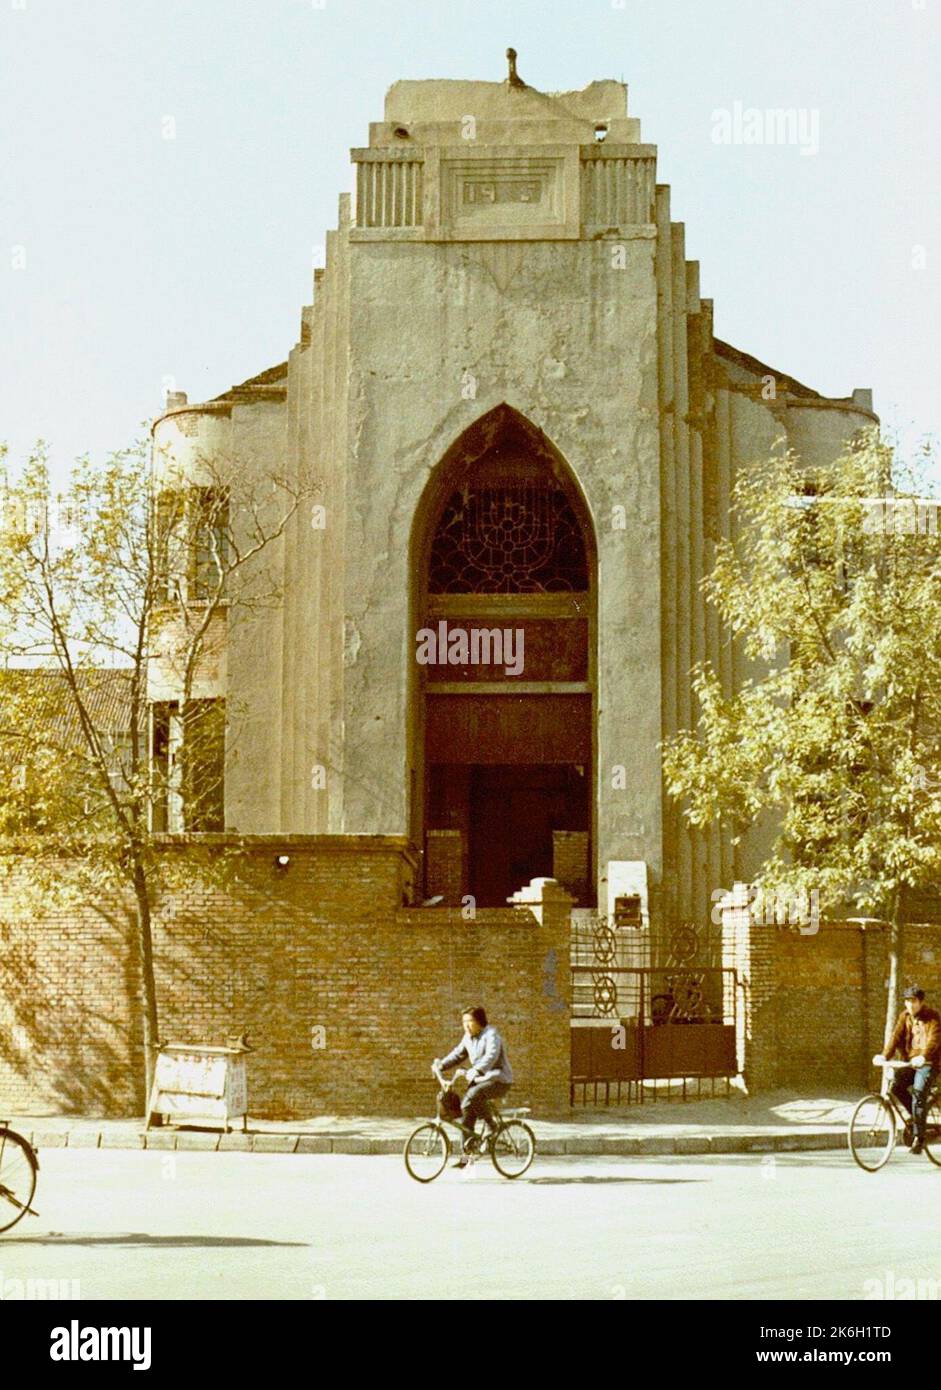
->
{"left": 0, "top": 439, "right": 315, "bottom": 1100}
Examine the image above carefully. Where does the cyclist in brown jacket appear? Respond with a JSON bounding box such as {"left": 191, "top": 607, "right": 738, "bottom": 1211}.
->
{"left": 880, "top": 984, "right": 941, "bottom": 1154}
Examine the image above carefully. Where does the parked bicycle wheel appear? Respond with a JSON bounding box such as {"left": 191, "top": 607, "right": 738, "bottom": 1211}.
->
{"left": 848, "top": 1094, "right": 895, "bottom": 1172}
{"left": 923, "top": 1097, "right": 941, "bottom": 1167}
{"left": 490, "top": 1121, "right": 535, "bottom": 1178}
{"left": 404, "top": 1123, "right": 450, "bottom": 1183}
{"left": 0, "top": 1128, "right": 38, "bottom": 1234}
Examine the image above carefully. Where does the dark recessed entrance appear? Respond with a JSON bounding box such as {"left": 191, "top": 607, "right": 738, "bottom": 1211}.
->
{"left": 411, "top": 406, "right": 596, "bottom": 908}
{"left": 470, "top": 765, "right": 586, "bottom": 906}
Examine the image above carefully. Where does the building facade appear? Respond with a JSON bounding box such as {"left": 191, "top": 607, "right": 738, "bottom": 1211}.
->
{"left": 151, "top": 63, "right": 877, "bottom": 932}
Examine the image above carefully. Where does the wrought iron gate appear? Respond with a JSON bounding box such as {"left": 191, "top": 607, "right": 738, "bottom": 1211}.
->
{"left": 571, "top": 915, "right": 739, "bottom": 1104}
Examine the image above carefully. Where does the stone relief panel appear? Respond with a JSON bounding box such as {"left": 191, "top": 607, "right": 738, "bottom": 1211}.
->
{"left": 427, "top": 146, "right": 580, "bottom": 241}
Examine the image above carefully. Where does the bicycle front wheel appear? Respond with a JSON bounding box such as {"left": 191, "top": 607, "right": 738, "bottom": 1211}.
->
{"left": 404, "top": 1123, "right": 450, "bottom": 1183}
{"left": 923, "top": 1097, "right": 941, "bottom": 1167}
{"left": 848, "top": 1094, "right": 895, "bottom": 1172}
{"left": 490, "top": 1121, "right": 535, "bottom": 1179}
{"left": 0, "top": 1128, "right": 37, "bottom": 1234}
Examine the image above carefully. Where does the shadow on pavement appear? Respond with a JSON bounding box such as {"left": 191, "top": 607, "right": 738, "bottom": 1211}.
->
{"left": 527, "top": 1175, "right": 706, "bottom": 1185}
{"left": 3, "top": 1233, "right": 306, "bottom": 1248}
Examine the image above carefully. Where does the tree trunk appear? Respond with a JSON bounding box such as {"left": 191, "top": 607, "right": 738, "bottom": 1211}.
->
{"left": 132, "top": 859, "right": 160, "bottom": 1105}
{"left": 883, "top": 886, "right": 905, "bottom": 1049}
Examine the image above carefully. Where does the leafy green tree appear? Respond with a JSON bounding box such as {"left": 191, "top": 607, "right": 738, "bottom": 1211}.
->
{"left": 0, "top": 440, "right": 307, "bottom": 1101}
{"left": 662, "top": 428, "right": 941, "bottom": 1042}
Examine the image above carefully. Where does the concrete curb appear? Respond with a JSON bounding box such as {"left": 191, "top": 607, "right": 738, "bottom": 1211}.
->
{"left": 16, "top": 1126, "right": 851, "bottom": 1158}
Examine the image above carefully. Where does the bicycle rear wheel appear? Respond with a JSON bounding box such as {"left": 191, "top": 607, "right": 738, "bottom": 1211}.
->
{"left": 848, "top": 1094, "right": 895, "bottom": 1172}
{"left": 404, "top": 1123, "right": 450, "bottom": 1183}
{"left": 490, "top": 1121, "right": 535, "bottom": 1179}
{"left": 0, "top": 1128, "right": 37, "bottom": 1234}
{"left": 923, "top": 1097, "right": 941, "bottom": 1167}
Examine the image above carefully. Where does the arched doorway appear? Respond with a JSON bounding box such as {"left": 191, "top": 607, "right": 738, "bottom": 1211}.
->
{"left": 410, "top": 406, "right": 596, "bottom": 907}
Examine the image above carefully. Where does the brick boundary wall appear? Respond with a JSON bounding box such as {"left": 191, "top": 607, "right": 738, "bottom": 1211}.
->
{"left": 722, "top": 900, "right": 941, "bottom": 1091}
{"left": 0, "top": 837, "right": 572, "bottom": 1120}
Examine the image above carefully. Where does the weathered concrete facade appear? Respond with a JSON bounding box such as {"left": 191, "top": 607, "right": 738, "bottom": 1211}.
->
{"left": 151, "top": 68, "right": 877, "bottom": 928}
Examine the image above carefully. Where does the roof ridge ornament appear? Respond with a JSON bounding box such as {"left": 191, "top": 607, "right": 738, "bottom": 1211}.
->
{"left": 506, "top": 47, "right": 525, "bottom": 89}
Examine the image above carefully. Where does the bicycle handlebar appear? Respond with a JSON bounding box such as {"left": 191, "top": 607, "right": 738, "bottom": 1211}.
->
{"left": 432, "top": 1061, "right": 466, "bottom": 1089}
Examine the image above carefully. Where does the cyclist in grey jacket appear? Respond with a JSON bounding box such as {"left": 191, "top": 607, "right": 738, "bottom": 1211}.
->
{"left": 435, "top": 1005, "right": 513, "bottom": 1165}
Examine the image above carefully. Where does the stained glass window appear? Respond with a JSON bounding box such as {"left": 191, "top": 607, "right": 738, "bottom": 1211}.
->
{"left": 428, "top": 481, "right": 588, "bottom": 593}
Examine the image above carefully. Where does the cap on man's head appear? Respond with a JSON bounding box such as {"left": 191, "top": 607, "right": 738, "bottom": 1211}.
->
{"left": 904, "top": 984, "right": 926, "bottom": 1000}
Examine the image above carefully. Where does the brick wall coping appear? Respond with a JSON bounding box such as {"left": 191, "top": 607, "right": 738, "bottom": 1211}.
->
{"left": 0, "top": 833, "right": 419, "bottom": 860}
{"left": 152, "top": 833, "right": 419, "bottom": 862}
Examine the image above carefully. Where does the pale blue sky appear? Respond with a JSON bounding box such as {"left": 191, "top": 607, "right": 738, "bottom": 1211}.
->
{"left": 2, "top": 0, "right": 939, "bottom": 478}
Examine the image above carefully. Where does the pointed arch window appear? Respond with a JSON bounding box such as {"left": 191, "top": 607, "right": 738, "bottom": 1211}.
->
{"left": 428, "top": 480, "right": 588, "bottom": 594}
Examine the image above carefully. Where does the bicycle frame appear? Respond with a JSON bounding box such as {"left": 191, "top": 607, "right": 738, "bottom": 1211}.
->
{"left": 878, "top": 1059, "right": 939, "bottom": 1112}
{"left": 405, "top": 1064, "right": 536, "bottom": 1182}
{"left": 431, "top": 1062, "right": 503, "bottom": 1137}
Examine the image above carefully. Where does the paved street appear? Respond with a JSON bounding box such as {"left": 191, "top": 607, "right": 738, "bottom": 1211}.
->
{"left": 2, "top": 1148, "right": 941, "bottom": 1300}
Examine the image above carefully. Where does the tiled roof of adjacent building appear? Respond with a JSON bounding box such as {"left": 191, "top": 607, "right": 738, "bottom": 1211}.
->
{"left": 0, "top": 667, "right": 137, "bottom": 747}
{"left": 210, "top": 361, "right": 289, "bottom": 403}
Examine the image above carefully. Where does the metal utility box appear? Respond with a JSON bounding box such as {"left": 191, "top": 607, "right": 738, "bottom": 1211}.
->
{"left": 145, "top": 1044, "right": 249, "bottom": 1132}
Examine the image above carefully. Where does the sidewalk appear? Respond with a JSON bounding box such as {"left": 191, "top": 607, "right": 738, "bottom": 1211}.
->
{"left": 7, "top": 1091, "right": 858, "bottom": 1157}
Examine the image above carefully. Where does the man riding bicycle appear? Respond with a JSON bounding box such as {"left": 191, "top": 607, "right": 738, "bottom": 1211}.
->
{"left": 433, "top": 1005, "right": 513, "bottom": 1169}
{"left": 876, "top": 983, "right": 941, "bottom": 1155}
